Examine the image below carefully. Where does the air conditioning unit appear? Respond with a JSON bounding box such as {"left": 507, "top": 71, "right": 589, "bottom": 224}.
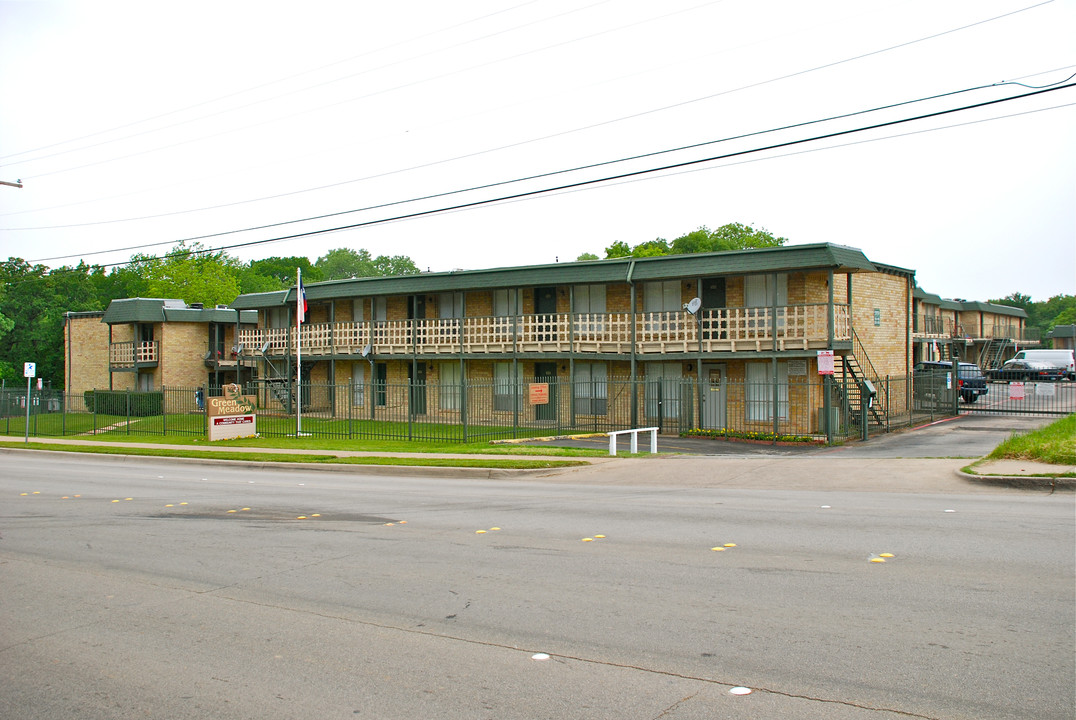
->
{"left": 816, "top": 407, "right": 840, "bottom": 434}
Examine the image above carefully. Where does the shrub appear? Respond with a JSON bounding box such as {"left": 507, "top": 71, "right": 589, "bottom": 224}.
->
{"left": 83, "top": 390, "right": 163, "bottom": 417}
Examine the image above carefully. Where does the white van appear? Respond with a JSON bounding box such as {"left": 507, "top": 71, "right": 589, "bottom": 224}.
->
{"left": 1011, "top": 349, "right": 1075, "bottom": 380}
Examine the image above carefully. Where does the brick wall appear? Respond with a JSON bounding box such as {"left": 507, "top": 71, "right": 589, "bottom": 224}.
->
{"left": 159, "top": 323, "right": 209, "bottom": 387}
{"left": 65, "top": 315, "right": 110, "bottom": 393}
{"left": 835, "top": 271, "right": 910, "bottom": 376}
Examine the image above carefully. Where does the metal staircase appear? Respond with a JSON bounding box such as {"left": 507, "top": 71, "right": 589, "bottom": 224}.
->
{"left": 981, "top": 338, "right": 1011, "bottom": 371}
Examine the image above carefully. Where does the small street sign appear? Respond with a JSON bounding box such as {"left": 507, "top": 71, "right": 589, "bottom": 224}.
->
{"left": 24, "top": 362, "right": 36, "bottom": 378}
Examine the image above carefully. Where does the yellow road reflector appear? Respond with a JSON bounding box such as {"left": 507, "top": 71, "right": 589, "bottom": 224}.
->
{"left": 870, "top": 557, "right": 886, "bottom": 563}
{"left": 241, "top": 508, "right": 250, "bottom": 511}
{"left": 227, "top": 509, "right": 237, "bottom": 513}
{"left": 594, "top": 534, "right": 605, "bottom": 538}
{"left": 311, "top": 514, "right": 321, "bottom": 517}
{"left": 165, "top": 504, "right": 174, "bottom": 507}
{"left": 475, "top": 529, "right": 487, "bottom": 534}
{"left": 385, "top": 522, "right": 395, "bottom": 526}
{"left": 399, "top": 520, "right": 407, "bottom": 524}
{"left": 297, "top": 516, "right": 307, "bottom": 520}
{"left": 32, "top": 491, "right": 40, "bottom": 495}
{"left": 124, "top": 498, "right": 133, "bottom": 501}
{"left": 723, "top": 543, "right": 737, "bottom": 548}
{"left": 62, "top": 496, "right": 70, "bottom": 499}
{"left": 879, "top": 553, "right": 895, "bottom": 558}
{"left": 20, "top": 493, "right": 28, "bottom": 496}
{"left": 111, "top": 499, "right": 120, "bottom": 503}
{"left": 490, "top": 527, "right": 501, "bottom": 531}
{"left": 179, "top": 502, "right": 188, "bottom": 505}
{"left": 582, "top": 538, "right": 594, "bottom": 542}
{"left": 711, "top": 547, "right": 725, "bottom": 551}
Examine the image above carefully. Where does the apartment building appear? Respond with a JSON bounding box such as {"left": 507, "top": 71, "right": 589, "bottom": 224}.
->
{"left": 911, "top": 288, "right": 1037, "bottom": 369}
{"left": 64, "top": 298, "right": 257, "bottom": 394}
{"left": 231, "top": 243, "right": 916, "bottom": 434}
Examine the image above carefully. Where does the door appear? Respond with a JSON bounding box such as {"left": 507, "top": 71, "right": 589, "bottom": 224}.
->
{"left": 701, "top": 277, "right": 726, "bottom": 340}
{"left": 535, "top": 286, "right": 557, "bottom": 341}
{"left": 701, "top": 363, "right": 727, "bottom": 429}
{"left": 408, "top": 362, "right": 427, "bottom": 415}
{"left": 534, "top": 361, "right": 557, "bottom": 421}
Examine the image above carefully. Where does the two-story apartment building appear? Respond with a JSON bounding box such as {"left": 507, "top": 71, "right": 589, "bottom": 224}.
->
{"left": 231, "top": 243, "right": 915, "bottom": 435}
{"left": 64, "top": 298, "right": 257, "bottom": 395}
{"left": 911, "top": 288, "right": 1038, "bottom": 369}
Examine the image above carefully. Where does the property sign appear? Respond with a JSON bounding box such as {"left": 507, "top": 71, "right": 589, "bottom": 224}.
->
{"left": 817, "top": 350, "right": 834, "bottom": 375}
{"left": 1009, "top": 382, "right": 1025, "bottom": 400}
{"left": 207, "top": 383, "right": 257, "bottom": 441}
{"left": 23, "top": 362, "right": 35, "bottom": 378}
{"left": 529, "top": 383, "right": 549, "bottom": 405}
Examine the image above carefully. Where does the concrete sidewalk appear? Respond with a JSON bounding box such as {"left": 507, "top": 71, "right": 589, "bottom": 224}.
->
{"left": 3, "top": 433, "right": 1072, "bottom": 492}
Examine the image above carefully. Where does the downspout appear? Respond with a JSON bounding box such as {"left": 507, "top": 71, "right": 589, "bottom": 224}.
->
{"left": 627, "top": 260, "right": 638, "bottom": 426}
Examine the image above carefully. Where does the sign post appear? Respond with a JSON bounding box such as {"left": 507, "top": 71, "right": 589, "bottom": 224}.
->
{"left": 23, "top": 362, "right": 35, "bottom": 444}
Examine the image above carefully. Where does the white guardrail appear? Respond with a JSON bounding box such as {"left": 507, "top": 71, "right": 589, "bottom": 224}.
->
{"left": 607, "top": 427, "right": 659, "bottom": 456}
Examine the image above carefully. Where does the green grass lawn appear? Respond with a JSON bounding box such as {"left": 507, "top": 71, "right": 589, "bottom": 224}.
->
{"left": 987, "top": 414, "right": 1076, "bottom": 467}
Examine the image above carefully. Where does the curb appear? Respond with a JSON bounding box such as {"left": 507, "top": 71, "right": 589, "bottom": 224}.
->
{"left": 0, "top": 447, "right": 588, "bottom": 480}
{"left": 954, "top": 468, "right": 1076, "bottom": 492}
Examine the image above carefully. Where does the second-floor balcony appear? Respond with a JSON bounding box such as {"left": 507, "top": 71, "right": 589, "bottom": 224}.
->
{"left": 109, "top": 340, "right": 158, "bottom": 368}
{"left": 239, "top": 304, "right": 851, "bottom": 358}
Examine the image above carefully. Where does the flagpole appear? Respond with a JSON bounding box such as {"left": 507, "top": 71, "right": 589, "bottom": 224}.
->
{"left": 296, "top": 266, "right": 302, "bottom": 436}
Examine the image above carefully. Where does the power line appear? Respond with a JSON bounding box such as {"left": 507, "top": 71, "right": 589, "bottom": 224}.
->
{"left": 5, "top": 1, "right": 1060, "bottom": 229}
{"left": 21, "top": 74, "right": 1068, "bottom": 262}
{"left": 0, "top": 0, "right": 546, "bottom": 164}
{"left": 5, "top": 0, "right": 1049, "bottom": 188}
{"left": 25, "top": 81, "right": 1071, "bottom": 275}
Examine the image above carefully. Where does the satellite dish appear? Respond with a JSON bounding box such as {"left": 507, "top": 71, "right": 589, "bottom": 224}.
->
{"left": 361, "top": 344, "right": 372, "bottom": 358}
{"left": 686, "top": 297, "right": 702, "bottom": 314}
{"left": 260, "top": 341, "right": 271, "bottom": 354}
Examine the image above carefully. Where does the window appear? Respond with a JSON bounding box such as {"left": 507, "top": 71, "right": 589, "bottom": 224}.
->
{"left": 746, "top": 362, "right": 789, "bottom": 421}
{"left": 574, "top": 362, "right": 607, "bottom": 415}
{"left": 351, "top": 299, "right": 365, "bottom": 323}
{"left": 744, "top": 274, "right": 788, "bottom": 331}
{"left": 353, "top": 365, "right": 369, "bottom": 403}
{"left": 440, "top": 362, "right": 461, "bottom": 410}
{"left": 574, "top": 284, "right": 606, "bottom": 335}
{"left": 494, "top": 362, "right": 516, "bottom": 412}
{"left": 371, "top": 297, "right": 387, "bottom": 343}
{"left": 644, "top": 280, "right": 682, "bottom": 333}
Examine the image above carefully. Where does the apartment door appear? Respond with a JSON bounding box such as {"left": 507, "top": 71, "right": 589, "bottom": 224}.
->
{"left": 535, "top": 286, "right": 557, "bottom": 341}
{"left": 534, "top": 361, "right": 557, "bottom": 421}
{"left": 701, "top": 277, "right": 726, "bottom": 340}
{"left": 408, "top": 362, "right": 427, "bottom": 416}
{"left": 700, "top": 363, "right": 727, "bottom": 429}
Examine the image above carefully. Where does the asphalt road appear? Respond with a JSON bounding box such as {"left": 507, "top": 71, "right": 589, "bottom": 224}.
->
{"left": 1, "top": 450, "right": 1073, "bottom": 719}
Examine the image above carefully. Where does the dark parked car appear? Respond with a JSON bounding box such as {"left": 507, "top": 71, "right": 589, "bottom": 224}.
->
{"left": 914, "top": 361, "right": 988, "bottom": 403}
{"left": 986, "top": 360, "right": 1066, "bottom": 383}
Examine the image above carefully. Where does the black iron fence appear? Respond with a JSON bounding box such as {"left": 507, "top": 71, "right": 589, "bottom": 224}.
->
{"left": 3, "top": 376, "right": 1070, "bottom": 444}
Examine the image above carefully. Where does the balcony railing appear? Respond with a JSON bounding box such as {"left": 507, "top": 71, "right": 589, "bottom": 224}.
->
{"left": 109, "top": 341, "right": 158, "bottom": 367}
{"left": 239, "top": 304, "right": 850, "bottom": 358}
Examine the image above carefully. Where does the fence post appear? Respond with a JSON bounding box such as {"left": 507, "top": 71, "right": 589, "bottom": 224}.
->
{"left": 860, "top": 381, "right": 868, "bottom": 442}
{"left": 461, "top": 378, "right": 468, "bottom": 444}
{"left": 348, "top": 380, "right": 353, "bottom": 439}
{"left": 126, "top": 388, "right": 131, "bottom": 435}
{"left": 162, "top": 386, "right": 167, "bottom": 437}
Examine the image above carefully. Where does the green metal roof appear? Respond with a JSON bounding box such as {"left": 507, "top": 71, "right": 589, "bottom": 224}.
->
{"left": 1047, "top": 324, "right": 1075, "bottom": 339}
{"left": 229, "top": 290, "right": 289, "bottom": 310}
{"left": 958, "top": 301, "right": 1027, "bottom": 318}
{"left": 229, "top": 243, "right": 882, "bottom": 308}
{"left": 102, "top": 298, "right": 256, "bottom": 325}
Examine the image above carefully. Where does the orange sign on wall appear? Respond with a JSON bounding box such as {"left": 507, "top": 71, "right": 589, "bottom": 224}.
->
{"left": 529, "top": 383, "right": 549, "bottom": 405}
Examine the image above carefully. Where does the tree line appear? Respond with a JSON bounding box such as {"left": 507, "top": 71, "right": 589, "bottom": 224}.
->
{"left": 0, "top": 244, "right": 418, "bottom": 387}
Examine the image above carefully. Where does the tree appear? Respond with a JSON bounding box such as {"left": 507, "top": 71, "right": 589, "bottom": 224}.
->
{"left": 576, "top": 252, "right": 600, "bottom": 261}
{"left": 314, "top": 248, "right": 419, "bottom": 280}
{"left": 600, "top": 223, "right": 786, "bottom": 259}
{"left": 248, "top": 256, "right": 322, "bottom": 287}
{"left": 0, "top": 259, "right": 101, "bottom": 385}
{"left": 134, "top": 242, "right": 242, "bottom": 307}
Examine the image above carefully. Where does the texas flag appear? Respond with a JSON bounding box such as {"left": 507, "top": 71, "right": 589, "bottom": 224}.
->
{"left": 297, "top": 274, "right": 308, "bottom": 324}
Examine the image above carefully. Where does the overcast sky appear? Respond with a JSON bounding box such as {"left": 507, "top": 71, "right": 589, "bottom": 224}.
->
{"left": 1, "top": 0, "right": 1073, "bottom": 303}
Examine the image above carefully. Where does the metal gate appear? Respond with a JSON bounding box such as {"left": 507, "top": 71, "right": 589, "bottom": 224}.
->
{"left": 961, "top": 380, "right": 1076, "bottom": 417}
